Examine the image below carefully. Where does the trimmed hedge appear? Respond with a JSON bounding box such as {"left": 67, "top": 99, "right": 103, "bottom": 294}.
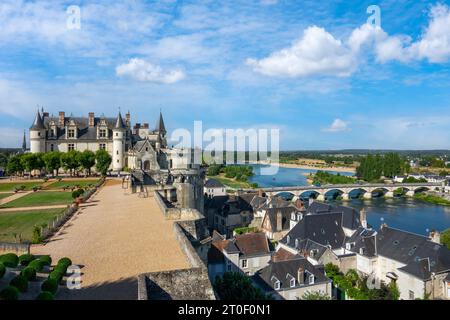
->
{"left": 21, "top": 266, "right": 37, "bottom": 281}
{"left": 19, "top": 254, "right": 36, "bottom": 266}
{"left": 10, "top": 275, "right": 28, "bottom": 293}
{"left": 57, "top": 257, "right": 72, "bottom": 269}
{"left": 36, "top": 291, "right": 54, "bottom": 300}
{"left": 0, "top": 263, "right": 5, "bottom": 279}
{"left": 0, "top": 253, "right": 19, "bottom": 268}
{"left": 41, "top": 278, "right": 58, "bottom": 295}
{"left": 29, "top": 259, "right": 46, "bottom": 272}
{"left": 39, "top": 255, "right": 52, "bottom": 266}
{"left": 0, "top": 285, "right": 20, "bottom": 300}
{"left": 48, "top": 270, "right": 64, "bottom": 283}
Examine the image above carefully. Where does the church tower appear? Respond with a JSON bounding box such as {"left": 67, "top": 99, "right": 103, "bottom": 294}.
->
{"left": 29, "top": 110, "right": 45, "bottom": 153}
{"left": 155, "top": 111, "right": 167, "bottom": 149}
{"left": 112, "top": 112, "right": 126, "bottom": 171}
{"left": 22, "top": 130, "right": 27, "bottom": 152}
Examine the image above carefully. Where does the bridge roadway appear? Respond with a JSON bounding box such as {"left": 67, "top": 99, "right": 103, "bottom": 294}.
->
{"left": 242, "top": 182, "right": 442, "bottom": 201}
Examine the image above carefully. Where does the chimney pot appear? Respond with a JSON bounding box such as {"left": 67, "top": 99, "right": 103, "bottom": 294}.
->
{"left": 59, "top": 111, "right": 65, "bottom": 126}
{"left": 360, "top": 208, "right": 367, "bottom": 229}
{"left": 297, "top": 267, "right": 304, "bottom": 285}
{"left": 88, "top": 112, "right": 95, "bottom": 127}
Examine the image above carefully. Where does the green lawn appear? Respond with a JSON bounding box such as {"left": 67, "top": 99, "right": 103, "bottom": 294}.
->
{"left": 210, "top": 175, "right": 255, "bottom": 189}
{"left": 45, "top": 179, "right": 99, "bottom": 190}
{"left": 0, "top": 182, "right": 44, "bottom": 192}
{"left": 0, "top": 193, "right": 14, "bottom": 200}
{"left": 0, "top": 191, "right": 74, "bottom": 208}
{"left": 0, "top": 208, "right": 65, "bottom": 242}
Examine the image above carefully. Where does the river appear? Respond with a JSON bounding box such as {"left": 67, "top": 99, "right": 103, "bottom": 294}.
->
{"left": 249, "top": 164, "right": 450, "bottom": 235}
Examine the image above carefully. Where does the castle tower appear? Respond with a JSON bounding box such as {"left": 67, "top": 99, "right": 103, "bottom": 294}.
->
{"left": 29, "top": 110, "right": 46, "bottom": 153}
{"left": 112, "top": 112, "right": 126, "bottom": 171}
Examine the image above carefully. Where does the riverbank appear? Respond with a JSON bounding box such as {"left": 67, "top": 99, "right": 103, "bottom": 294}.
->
{"left": 209, "top": 174, "right": 256, "bottom": 190}
{"left": 414, "top": 193, "right": 450, "bottom": 206}
{"left": 252, "top": 161, "right": 356, "bottom": 173}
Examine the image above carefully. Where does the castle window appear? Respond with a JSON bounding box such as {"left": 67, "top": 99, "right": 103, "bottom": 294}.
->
{"left": 68, "top": 143, "right": 75, "bottom": 151}
{"left": 68, "top": 129, "right": 75, "bottom": 138}
{"left": 99, "top": 143, "right": 106, "bottom": 150}
{"left": 50, "top": 144, "right": 54, "bottom": 151}
{"left": 99, "top": 129, "right": 107, "bottom": 138}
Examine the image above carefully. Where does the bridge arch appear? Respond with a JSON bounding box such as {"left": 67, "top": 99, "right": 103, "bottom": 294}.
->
{"left": 324, "top": 189, "right": 345, "bottom": 200}
{"left": 298, "top": 190, "right": 321, "bottom": 200}
{"left": 413, "top": 186, "right": 431, "bottom": 193}
{"left": 274, "top": 191, "right": 296, "bottom": 201}
{"left": 371, "top": 187, "right": 390, "bottom": 197}
{"left": 348, "top": 188, "right": 369, "bottom": 199}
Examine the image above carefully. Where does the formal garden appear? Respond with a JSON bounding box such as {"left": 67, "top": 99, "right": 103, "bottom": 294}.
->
{"left": 0, "top": 177, "right": 105, "bottom": 243}
{"left": 0, "top": 252, "right": 74, "bottom": 300}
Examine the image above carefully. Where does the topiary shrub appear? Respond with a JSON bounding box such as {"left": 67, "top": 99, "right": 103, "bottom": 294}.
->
{"left": 28, "top": 259, "right": 46, "bottom": 272}
{"left": 19, "top": 253, "right": 35, "bottom": 266}
{"left": 41, "top": 278, "right": 58, "bottom": 295}
{"left": 39, "top": 255, "right": 52, "bottom": 266}
{"left": 36, "top": 291, "right": 54, "bottom": 300}
{"left": 48, "top": 270, "right": 64, "bottom": 283}
{"left": 57, "top": 257, "right": 72, "bottom": 269}
{"left": 10, "top": 275, "right": 28, "bottom": 293}
{"left": 20, "top": 266, "right": 37, "bottom": 281}
{"left": 0, "top": 285, "right": 20, "bottom": 300}
{"left": 0, "top": 263, "right": 5, "bottom": 279}
{"left": 0, "top": 253, "right": 19, "bottom": 268}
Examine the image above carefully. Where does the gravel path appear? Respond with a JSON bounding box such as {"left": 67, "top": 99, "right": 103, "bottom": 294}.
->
{"left": 0, "top": 191, "right": 32, "bottom": 205}
{"left": 31, "top": 181, "right": 190, "bottom": 300}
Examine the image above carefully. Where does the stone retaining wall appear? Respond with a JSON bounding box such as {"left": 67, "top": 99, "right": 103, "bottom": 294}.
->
{"left": 0, "top": 242, "right": 30, "bottom": 255}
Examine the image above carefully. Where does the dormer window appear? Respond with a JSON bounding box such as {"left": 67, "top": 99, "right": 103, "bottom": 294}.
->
{"left": 274, "top": 280, "right": 281, "bottom": 290}
{"left": 290, "top": 278, "right": 296, "bottom": 288}
{"left": 308, "top": 274, "right": 315, "bottom": 285}
{"left": 295, "top": 239, "right": 299, "bottom": 248}
{"left": 99, "top": 129, "right": 107, "bottom": 138}
{"left": 286, "top": 235, "right": 290, "bottom": 244}
{"left": 68, "top": 129, "right": 75, "bottom": 138}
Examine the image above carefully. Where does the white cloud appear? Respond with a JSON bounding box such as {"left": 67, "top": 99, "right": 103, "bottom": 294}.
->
{"left": 247, "top": 4, "right": 450, "bottom": 78}
{"left": 246, "top": 26, "right": 357, "bottom": 78}
{"left": 0, "top": 127, "right": 24, "bottom": 148}
{"left": 115, "top": 58, "right": 185, "bottom": 84}
{"left": 322, "top": 119, "right": 349, "bottom": 132}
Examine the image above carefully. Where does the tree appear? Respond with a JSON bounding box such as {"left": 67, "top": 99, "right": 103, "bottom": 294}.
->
{"left": 95, "top": 149, "right": 112, "bottom": 176}
{"left": 301, "top": 291, "right": 332, "bottom": 300}
{"left": 214, "top": 272, "right": 272, "bottom": 300}
{"left": 0, "top": 153, "right": 8, "bottom": 168}
{"left": 61, "top": 150, "right": 80, "bottom": 176}
{"left": 6, "top": 155, "right": 24, "bottom": 176}
{"left": 42, "top": 152, "right": 62, "bottom": 176}
{"left": 20, "top": 153, "right": 44, "bottom": 176}
{"left": 441, "top": 228, "right": 450, "bottom": 249}
{"left": 77, "top": 150, "right": 96, "bottom": 176}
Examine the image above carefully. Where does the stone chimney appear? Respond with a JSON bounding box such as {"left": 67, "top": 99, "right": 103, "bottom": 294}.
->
{"left": 297, "top": 267, "right": 304, "bottom": 285}
{"left": 276, "top": 211, "right": 282, "bottom": 231}
{"left": 88, "top": 112, "right": 95, "bottom": 127}
{"left": 429, "top": 230, "right": 440, "bottom": 244}
{"left": 59, "top": 111, "right": 65, "bottom": 126}
{"left": 258, "top": 189, "right": 264, "bottom": 197}
{"left": 360, "top": 208, "right": 367, "bottom": 229}
{"left": 126, "top": 111, "right": 131, "bottom": 127}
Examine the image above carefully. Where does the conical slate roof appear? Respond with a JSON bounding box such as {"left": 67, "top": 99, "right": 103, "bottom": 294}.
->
{"left": 30, "top": 110, "right": 45, "bottom": 130}
{"left": 156, "top": 111, "right": 166, "bottom": 133}
{"left": 115, "top": 112, "right": 126, "bottom": 129}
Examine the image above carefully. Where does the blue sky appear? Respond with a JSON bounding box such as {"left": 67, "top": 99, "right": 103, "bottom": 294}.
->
{"left": 1, "top": 0, "right": 450, "bottom": 150}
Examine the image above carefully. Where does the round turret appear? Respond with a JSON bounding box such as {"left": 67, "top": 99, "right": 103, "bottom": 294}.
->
{"left": 30, "top": 110, "right": 46, "bottom": 153}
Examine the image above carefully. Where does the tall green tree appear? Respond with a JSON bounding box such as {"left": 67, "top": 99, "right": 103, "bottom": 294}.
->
{"left": 6, "top": 155, "right": 24, "bottom": 176}
{"left": 95, "top": 149, "right": 112, "bottom": 176}
{"left": 20, "top": 153, "right": 44, "bottom": 175}
{"left": 42, "top": 151, "right": 62, "bottom": 176}
{"left": 61, "top": 150, "right": 80, "bottom": 176}
{"left": 77, "top": 150, "right": 96, "bottom": 176}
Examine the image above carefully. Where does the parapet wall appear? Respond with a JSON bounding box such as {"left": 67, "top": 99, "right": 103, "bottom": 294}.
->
{"left": 137, "top": 221, "right": 216, "bottom": 300}
{"left": 0, "top": 242, "right": 30, "bottom": 255}
{"left": 154, "top": 190, "right": 204, "bottom": 220}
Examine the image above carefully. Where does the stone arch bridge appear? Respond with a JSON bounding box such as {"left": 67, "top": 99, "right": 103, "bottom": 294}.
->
{"left": 245, "top": 183, "right": 442, "bottom": 201}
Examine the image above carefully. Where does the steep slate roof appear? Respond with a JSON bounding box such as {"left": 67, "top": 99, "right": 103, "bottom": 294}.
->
{"left": 156, "top": 112, "right": 166, "bottom": 133}
{"left": 254, "top": 257, "right": 330, "bottom": 291}
{"left": 208, "top": 239, "right": 230, "bottom": 264}
{"left": 348, "top": 227, "right": 377, "bottom": 257}
{"left": 264, "top": 206, "right": 296, "bottom": 231}
{"left": 307, "top": 201, "right": 361, "bottom": 230}
{"left": 30, "top": 111, "right": 45, "bottom": 130}
{"left": 205, "top": 179, "right": 225, "bottom": 188}
{"left": 374, "top": 226, "right": 450, "bottom": 279}
{"left": 224, "top": 232, "right": 271, "bottom": 257}
{"left": 115, "top": 112, "right": 126, "bottom": 129}
{"left": 205, "top": 195, "right": 229, "bottom": 210}
{"left": 280, "top": 212, "right": 346, "bottom": 250}
{"left": 250, "top": 195, "right": 267, "bottom": 210}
